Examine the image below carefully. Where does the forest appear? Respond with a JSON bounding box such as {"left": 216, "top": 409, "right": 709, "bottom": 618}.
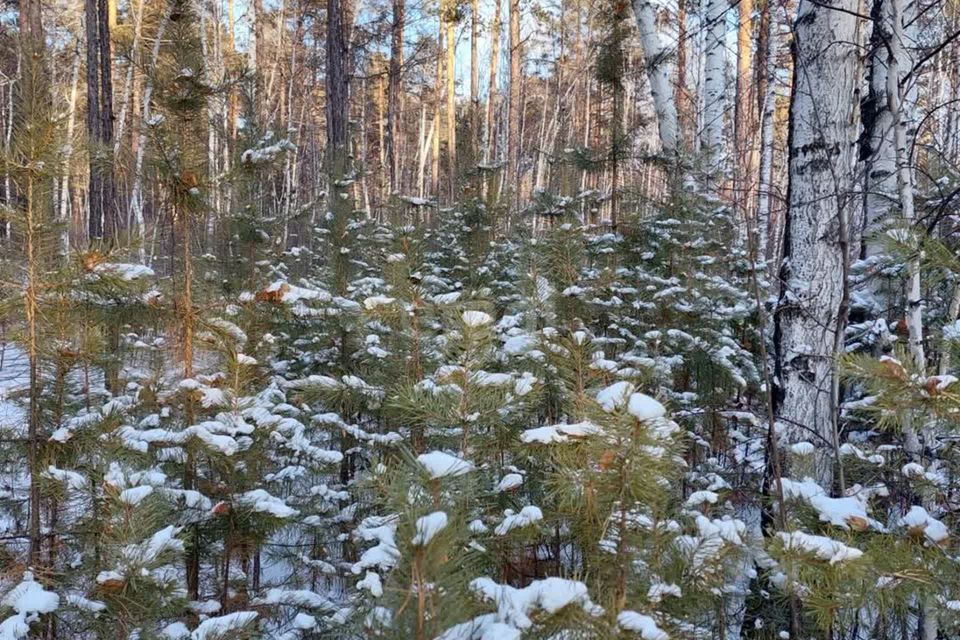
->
{"left": 0, "top": 0, "right": 958, "bottom": 634}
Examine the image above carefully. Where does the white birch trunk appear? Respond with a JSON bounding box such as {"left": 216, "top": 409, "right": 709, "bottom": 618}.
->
{"left": 700, "top": 0, "right": 726, "bottom": 168}
{"left": 129, "top": 6, "right": 172, "bottom": 262}
{"left": 114, "top": 0, "right": 144, "bottom": 154}
{"left": 418, "top": 105, "right": 435, "bottom": 199}
{"left": 861, "top": 0, "right": 899, "bottom": 265}
{"left": 58, "top": 43, "right": 82, "bottom": 255}
{"left": 774, "top": 0, "right": 862, "bottom": 484}
{"left": 862, "top": 0, "right": 924, "bottom": 456}
{"left": 632, "top": 0, "right": 679, "bottom": 154}
{"left": 887, "top": 0, "right": 923, "bottom": 374}
{"left": 756, "top": 14, "right": 778, "bottom": 263}
{"left": 2, "top": 52, "right": 17, "bottom": 238}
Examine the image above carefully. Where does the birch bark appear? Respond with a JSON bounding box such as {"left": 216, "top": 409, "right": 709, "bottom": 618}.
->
{"left": 114, "top": 0, "right": 144, "bottom": 154}
{"left": 860, "top": 0, "right": 900, "bottom": 264}
{"left": 756, "top": 1, "right": 779, "bottom": 264}
{"left": 701, "top": 0, "right": 726, "bottom": 168}
{"left": 632, "top": 0, "right": 679, "bottom": 154}
{"left": 130, "top": 6, "right": 172, "bottom": 262}
{"left": 774, "top": 0, "right": 862, "bottom": 484}
{"left": 59, "top": 43, "right": 81, "bottom": 254}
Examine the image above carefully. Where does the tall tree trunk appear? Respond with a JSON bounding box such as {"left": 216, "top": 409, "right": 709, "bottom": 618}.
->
{"left": 756, "top": 0, "right": 777, "bottom": 263}
{"left": 774, "top": 0, "right": 862, "bottom": 485}
{"left": 2, "top": 56, "right": 15, "bottom": 240}
{"left": 327, "top": 0, "right": 354, "bottom": 293}
{"left": 470, "top": 0, "right": 479, "bottom": 155}
{"left": 227, "top": 0, "right": 238, "bottom": 139}
{"left": 675, "top": 0, "right": 692, "bottom": 150}
{"left": 360, "top": 78, "right": 372, "bottom": 217}
{"left": 445, "top": 2, "right": 457, "bottom": 199}
{"left": 857, "top": 0, "right": 923, "bottom": 468}
{"left": 418, "top": 103, "right": 433, "bottom": 197}
{"left": 734, "top": 0, "right": 756, "bottom": 224}
{"left": 114, "top": 0, "right": 144, "bottom": 154}
{"left": 484, "top": 0, "right": 502, "bottom": 164}
{"left": 432, "top": 23, "right": 443, "bottom": 199}
{"left": 701, "top": 0, "right": 726, "bottom": 168}
{"left": 98, "top": 0, "right": 115, "bottom": 236}
{"left": 86, "top": 0, "right": 102, "bottom": 240}
{"left": 18, "top": 0, "right": 47, "bottom": 118}
{"left": 250, "top": 0, "right": 264, "bottom": 120}
{"left": 860, "top": 0, "right": 899, "bottom": 265}
{"left": 880, "top": 11, "right": 929, "bottom": 626}
{"left": 130, "top": 6, "right": 172, "bottom": 263}
{"left": 60, "top": 42, "right": 82, "bottom": 255}
{"left": 86, "top": 0, "right": 116, "bottom": 242}
{"left": 386, "top": 0, "right": 404, "bottom": 194}
{"left": 507, "top": 0, "right": 521, "bottom": 192}
{"left": 265, "top": 0, "right": 287, "bottom": 126}
{"left": 376, "top": 70, "right": 386, "bottom": 208}
{"left": 631, "top": 0, "right": 678, "bottom": 154}
{"left": 886, "top": 0, "right": 924, "bottom": 452}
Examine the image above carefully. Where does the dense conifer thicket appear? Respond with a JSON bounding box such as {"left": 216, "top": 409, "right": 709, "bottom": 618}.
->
{"left": 1, "top": 0, "right": 960, "bottom": 636}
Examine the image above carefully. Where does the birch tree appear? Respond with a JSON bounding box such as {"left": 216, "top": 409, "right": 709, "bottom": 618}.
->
{"left": 59, "top": 43, "right": 81, "bottom": 254}
{"left": 861, "top": 0, "right": 901, "bottom": 260}
{"left": 756, "top": 0, "right": 779, "bottom": 262}
{"left": 774, "top": 0, "right": 862, "bottom": 483}
{"left": 129, "top": 6, "right": 172, "bottom": 260}
{"left": 631, "top": 0, "right": 678, "bottom": 154}
{"left": 701, "top": 0, "right": 726, "bottom": 168}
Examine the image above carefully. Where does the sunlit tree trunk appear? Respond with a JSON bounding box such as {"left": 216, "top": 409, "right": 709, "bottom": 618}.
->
{"left": 327, "top": 0, "right": 354, "bottom": 292}
{"left": 756, "top": 0, "right": 778, "bottom": 262}
{"left": 445, "top": 1, "right": 457, "bottom": 199}
{"left": 59, "top": 43, "right": 82, "bottom": 254}
{"left": 734, "top": 0, "right": 756, "bottom": 225}
{"left": 470, "top": 0, "right": 480, "bottom": 155}
{"left": 251, "top": 0, "right": 264, "bottom": 119}
{"left": 675, "top": 0, "right": 693, "bottom": 150}
{"left": 432, "top": 23, "right": 443, "bottom": 199}
{"left": 130, "top": 6, "right": 172, "bottom": 264}
{"left": 86, "top": 0, "right": 116, "bottom": 241}
{"left": 386, "top": 0, "right": 405, "bottom": 194}
{"left": 114, "top": 0, "right": 144, "bottom": 155}
{"left": 484, "top": 0, "right": 502, "bottom": 164}
{"left": 507, "top": 0, "right": 522, "bottom": 190}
